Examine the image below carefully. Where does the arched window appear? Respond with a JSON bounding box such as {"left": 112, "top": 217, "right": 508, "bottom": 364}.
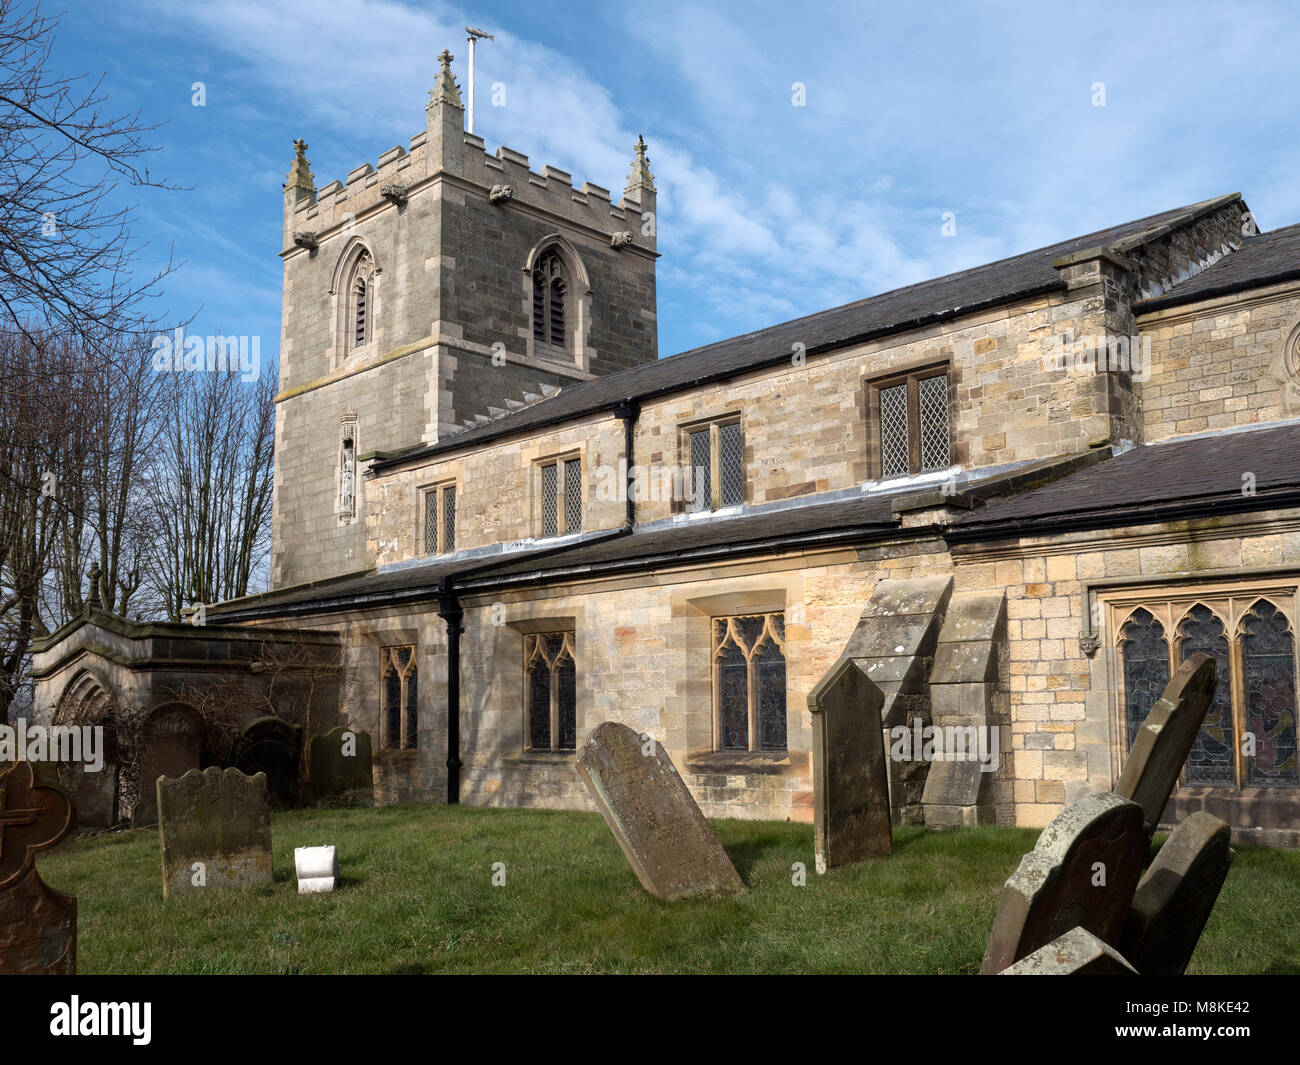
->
{"left": 1241, "top": 600, "right": 1299, "bottom": 787}
{"left": 348, "top": 252, "right": 374, "bottom": 350}
{"left": 532, "top": 249, "right": 567, "bottom": 350}
{"left": 525, "top": 632, "right": 576, "bottom": 751}
{"left": 713, "top": 613, "right": 787, "bottom": 752}
{"left": 1177, "top": 605, "right": 1235, "bottom": 784}
{"left": 381, "top": 645, "right": 418, "bottom": 750}
{"left": 1119, "top": 608, "right": 1169, "bottom": 749}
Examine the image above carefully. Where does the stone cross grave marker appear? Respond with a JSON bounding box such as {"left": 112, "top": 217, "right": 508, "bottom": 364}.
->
{"left": 980, "top": 791, "right": 1147, "bottom": 974}
{"left": 1119, "top": 810, "right": 1235, "bottom": 975}
{"left": 158, "top": 766, "right": 273, "bottom": 900}
{"left": 0, "top": 762, "right": 76, "bottom": 973}
{"left": 1115, "top": 653, "right": 1216, "bottom": 831}
{"left": 807, "top": 655, "right": 892, "bottom": 871}
{"left": 576, "top": 721, "right": 744, "bottom": 901}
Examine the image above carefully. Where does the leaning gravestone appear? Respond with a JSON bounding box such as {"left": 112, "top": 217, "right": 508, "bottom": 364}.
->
{"left": 1119, "top": 811, "right": 1235, "bottom": 975}
{"left": 576, "top": 722, "right": 744, "bottom": 900}
{"left": 157, "top": 767, "right": 273, "bottom": 901}
{"left": 806, "top": 655, "right": 892, "bottom": 870}
{"left": 1115, "top": 653, "right": 1216, "bottom": 831}
{"left": 1001, "top": 926, "right": 1138, "bottom": 975}
{"left": 307, "top": 727, "right": 374, "bottom": 807}
{"left": 0, "top": 762, "right": 76, "bottom": 973}
{"left": 980, "top": 791, "right": 1147, "bottom": 974}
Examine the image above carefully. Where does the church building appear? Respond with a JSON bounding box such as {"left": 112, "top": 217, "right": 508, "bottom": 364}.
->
{"left": 33, "top": 50, "right": 1300, "bottom": 845}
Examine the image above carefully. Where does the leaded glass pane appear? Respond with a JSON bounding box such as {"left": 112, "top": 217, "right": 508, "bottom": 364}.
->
{"left": 404, "top": 664, "right": 419, "bottom": 749}
{"left": 564, "top": 458, "right": 582, "bottom": 533}
{"left": 1178, "top": 606, "right": 1235, "bottom": 785}
{"left": 424, "top": 491, "right": 437, "bottom": 554}
{"left": 556, "top": 653, "right": 576, "bottom": 750}
{"left": 757, "top": 637, "right": 787, "bottom": 751}
{"left": 688, "top": 429, "right": 711, "bottom": 512}
{"left": 528, "top": 657, "right": 551, "bottom": 750}
{"left": 384, "top": 661, "right": 402, "bottom": 749}
{"left": 736, "top": 615, "right": 765, "bottom": 651}
{"left": 1242, "top": 602, "right": 1300, "bottom": 787}
{"left": 717, "top": 642, "right": 748, "bottom": 750}
{"left": 879, "top": 382, "right": 909, "bottom": 477}
{"left": 442, "top": 486, "right": 456, "bottom": 552}
{"left": 1121, "top": 608, "right": 1169, "bottom": 750}
{"left": 541, "top": 463, "right": 558, "bottom": 537}
{"left": 918, "top": 373, "right": 950, "bottom": 471}
{"left": 719, "top": 422, "right": 744, "bottom": 507}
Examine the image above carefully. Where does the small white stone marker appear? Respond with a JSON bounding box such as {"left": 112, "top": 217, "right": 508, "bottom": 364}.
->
{"left": 295, "top": 845, "right": 339, "bottom": 894}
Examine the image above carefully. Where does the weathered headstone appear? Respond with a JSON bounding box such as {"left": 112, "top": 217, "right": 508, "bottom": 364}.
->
{"left": 0, "top": 762, "right": 76, "bottom": 973}
{"left": 980, "top": 791, "right": 1147, "bottom": 974}
{"left": 295, "top": 845, "right": 339, "bottom": 894}
{"left": 1001, "top": 926, "right": 1138, "bottom": 975}
{"left": 157, "top": 767, "right": 272, "bottom": 900}
{"left": 132, "top": 703, "right": 202, "bottom": 828}
{"left": 806, "top": 655, "right": 892, "bottom": 871}
{"left": 1115, "top": 653, "right": 1216, "bottom": 830}
{"left": 1119, "top": 811, "right": 1235, "bottom": 975}
{"left": 576, "top": 722, "right": 744, "bottom": 900}
{"left": 307, "top": 726, "right": 374, "bottom": 807}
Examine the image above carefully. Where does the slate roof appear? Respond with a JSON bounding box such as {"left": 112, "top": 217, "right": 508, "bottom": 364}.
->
{"left": 210, "top": 493, "right": 906, "bottom": 621}
{"left": 950, "top": 421, "right": 1300, "bottom": 539}
{"left": 371, "top": 194, "right": 1242, "bottom": 473}
{"left": 1137, "top": 222, "right": 1300, "bottom": 312}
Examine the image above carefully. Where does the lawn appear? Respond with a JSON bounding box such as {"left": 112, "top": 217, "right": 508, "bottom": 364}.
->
{"left": 36, "top": 805, "right": 1300, "bottom": 974}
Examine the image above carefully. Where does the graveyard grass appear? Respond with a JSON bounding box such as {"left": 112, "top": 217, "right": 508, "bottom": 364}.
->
{"left": 39, "top": 806, "right": 1300, "bottom": 975}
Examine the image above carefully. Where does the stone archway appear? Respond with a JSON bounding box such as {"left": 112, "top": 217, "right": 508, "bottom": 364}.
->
{"left": 232, "top": 716, "right": 302, "bottom": 809}
{"left": 131, "top": 702, "right": 202, "bottom": 827}
{"left": 52, "top": 670, "right": 120, "bottom": 829}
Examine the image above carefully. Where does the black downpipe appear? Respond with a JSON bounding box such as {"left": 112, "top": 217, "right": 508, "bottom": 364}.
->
{"left": 613, "top": 399, "right": 639, "bottom": 527}
{"left": 437, "top": 585, "right": 465, "bottom": 804}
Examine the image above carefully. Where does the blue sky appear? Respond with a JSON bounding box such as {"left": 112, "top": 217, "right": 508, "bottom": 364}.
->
{"left": 49, "top": 0, "right": 1300, "bottom": 366}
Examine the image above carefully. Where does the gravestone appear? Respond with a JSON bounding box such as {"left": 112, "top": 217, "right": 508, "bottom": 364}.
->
{"left": 1001, "top": 926, "right": 1138, "bottom": 975}
{"left": 980, "top": 791, "right": 1147, "bottom": 974}
{"left": 233, "top": 717, "right": 301, "bottom": 809}
{"left": 576, "top": 722, "right": 744, "bottom": 900}
{"left": 295, "top": 845, "right": 339, "bottom": 894}
{"left": 157, "top": 767, "right": 273, "bottom": 900}
{"left": 307, "top": 727, "right": 374, "bottom": 807}
{"left": 0, "top": 762, "right": 76, "bottom": 973}
{"left": 1119, "top": 811, "right": 1235, "bottom": 975}
{"left": 1115, "top": 653, "right": 1216, "bottom": 830}
{"left": 132, "top": 703, "right": 202, "bottom": 828}
{"left": 806, "top": 655, "right": 892, "bottom": 871}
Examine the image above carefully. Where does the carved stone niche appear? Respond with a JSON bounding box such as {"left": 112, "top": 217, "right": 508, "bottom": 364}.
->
{"left": 488, "top": 184, "right": 513, "bottom": 205}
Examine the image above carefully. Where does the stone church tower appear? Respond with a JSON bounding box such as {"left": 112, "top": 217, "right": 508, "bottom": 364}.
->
{"left": 272, "top": 49, "right": 659, "bottom": 588}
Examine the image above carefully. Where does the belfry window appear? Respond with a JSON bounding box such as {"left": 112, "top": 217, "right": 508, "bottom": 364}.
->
{"left": 1114, "top": 591, "right": 1299, "bottom": 789}
{"left": 532, "top": 250, "right": 567, "bottom": 351}
{"left": 349, "top": 252, "right": 374, "bottom": 350}
{"left": 713, "top": 613, "right": 787, "bottom": 752}
{"left": 525, "top": 632, "right": 577, "bottom": 752}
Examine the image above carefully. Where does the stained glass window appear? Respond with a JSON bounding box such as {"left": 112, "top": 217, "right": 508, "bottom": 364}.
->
{"left": 1120, "top": 608, "right": 1169, "bottom": 750}
{"left": 380, "top": 645, "right": 418, "bottom": 750}
{"left": 525, "top": 632, "right": 577, "bottom": 752}
{"left": 1178, "top": 605, "right": 1235, "bottom": 785}
{"left": 1242, "top": 601, "right": 1300, "bottom": 787}
{"left": 713, "top": 613, "right": 787, "bottom": 752}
